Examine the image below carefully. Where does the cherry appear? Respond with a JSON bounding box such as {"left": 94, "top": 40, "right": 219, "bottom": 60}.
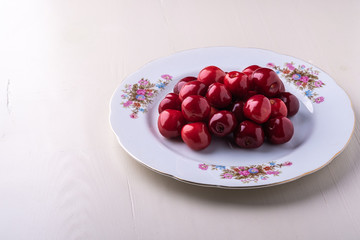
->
{"left": 234, "top": 120, "right": 264, "bottom": 148}
{"left": 242, "top": 65, "right": 261, "bottom": 90}
{"left": 264, "top": 116, "right": 294, "bottom": 144}
{"left": 205, "top": 82, "right": 232, "bottom": 109}
{"left": 243, "top": 94, "right": 271, "bottom": 124}
{"left": 269, "top": 98, "right": 288, "bottom": 118}
{"left": 173, "top": 76, "right": 197, "bottom": 94}
{"left": 181, "top": 95, "right": 210, "bottom": 122}
{"left": 209, "top": 106, "right": 219, "bottom": 120}
{"left": 179, "top": 81, "right": 207, "bottom": 101}
{"left": 208, "top": 110, "right": 237, "bottom": 137}
{"left": 242, "top": 65, "right": 261, "bottom": 77}
{"left": 252, "top": 68, "right": 283, "bottom": 97}
{"left": 244, "top": 90, "right": 258, "bottom": 100}
{"left": 181, "top": 122, "right": 211, "bottom": 151}
{"left": 277, "top": 92, "right": 300, "bottom": 117}
{"left": 198, "top": 66, "right": 226, "bottom": 86}
{"left": 158, "top": 93, "right": 181, "bottom": 113}
{"left": 230, "top": 101, "right": 245, "bottom": 122}
{"left": 157, "top": 109, "right": 186, "bottom": 138}
{"left": 223, "top": 71, "right": 249, "bottom": 99}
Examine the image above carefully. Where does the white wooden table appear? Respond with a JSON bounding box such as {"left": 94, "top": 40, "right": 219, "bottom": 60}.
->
{"left": 1, "top": 0, "right": 360, "bottom": 239}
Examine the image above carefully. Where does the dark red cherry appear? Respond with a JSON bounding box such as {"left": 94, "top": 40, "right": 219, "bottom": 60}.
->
{"left": 243, "top": 95, "right": 271, "bottom": 124}
{"left": 269, "top": 98, "right": 288, "bottom": 118}
{"left": 157, "top": 109, "right": 186, "bottom": 138}
{"left": 277, "top": 92, "right": 300, "bottom": 117}
{"left": 242, "top": 65, "right": 261, "bottom": 90}
{"left": 181, "top": 95, "right": 210, "bottom": 122}
{"left": 264, "top": 117, "right": 294, "bottom": 144}
{"left": 179, "top": 81, "right": 207, "bottom": 101}
{"left": 234, "top": 120, "right": 264, "bottom": 148}
{"left": 209, "top": 106, "right": 219, "bottom": 120}
{"left": 252, "top": 68, "right": 283, "bottom": 97}
{"left": 198, "top": 66, "right": 226, "bottom": 86}
{"left": 208, "top": 110, "right": 237, "bottom": 137}
{"left": 230, "top": 101, "right": 245, "bottom": 122}
{"left": 223, "top": 71, "right": 249, "bottom": 99}
{"left": 205, "top": 83, "right": 232, "bottom": 109}
{"left": 158, "top": 93, "right": 181, "bottom": 113}
{"left": 181, "top": 122, "right": 211, "bottom": 151}
{"left": 173, "top": 76, "right": 197, "bottom": 94}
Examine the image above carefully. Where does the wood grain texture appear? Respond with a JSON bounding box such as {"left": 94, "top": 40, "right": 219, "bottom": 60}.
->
{"left": 0, "top": 0, "right": 359, "bottom": 239}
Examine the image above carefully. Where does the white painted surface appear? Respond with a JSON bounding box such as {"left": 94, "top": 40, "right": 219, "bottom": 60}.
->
{"left": 1, "top": 0, "right": 360, "bottom": 239}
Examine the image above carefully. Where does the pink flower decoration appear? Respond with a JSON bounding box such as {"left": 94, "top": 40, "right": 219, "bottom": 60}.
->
{"left": 314, "top": 80, "right": 324, "bottom": 87}
{"left": 147, "top": 92, "right": 153, "bottom": 96}
{"left": 130, "top": 113, "right": 138, "bottom": 119}
{"left": 300, "top": 76, "right": 309, "bottom": 83}
{"left": 296, "top": 81, "right": 302, "bottom": 86}
{"left": 273, "top": 171, "right": 280, "bottom": 175}
{"left": 315, "top": 96, "right": 324, "bottom": 103}
{"left": 199, "top": 164, "right": 208, "bottom": 170}
{"left": 267, "top": 63, "right": 275, "bottom": 67}
{"left": 286, "top": 63, "right": 295, "bottom": 70}
{"left": 238, "top": 166, "right": 245, "bottom": 170}
{"left": 161, "top": 74, "right": 172, "bottom": 81}
{"left": 138, "top": 79, "right": 149, "bottom": 86}
{"left": 283, "top": 161, "right": 293, "bottom": 166}
{"left": 123, "top": 100, "right": 133, "bottom": 107}
{"left": 137, "top": 89, "right": 146, "bottom": 95}
{"left": 266, "top": 171, "right": 273, "bottom": 175}
{"left": 241, "top": 171, "right": 250, "bottom": 176}
{"left": 223, "top": 173, "right": 233, "bottom": 179}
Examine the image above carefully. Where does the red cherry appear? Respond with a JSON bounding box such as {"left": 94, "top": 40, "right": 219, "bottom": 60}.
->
{"left": 223, "top": 71, "right": 249, "bottom": 99}
{"left": 243, "top": 95, "right": 271, "bottom": 124}
{"left": 264, "top": 117, "right": 294, "bottom": 144}
{"left": 157, "top": 109, "right": 186, "bottom": 138}
{"left": 269, "top": 98, "right": 288, "bottom": 118}
{"left": 173, "top": 76, "right": 197, "bottom": 94}
{"left": 242, "top": 65, "right": 261, "bottom": 90}
{"left": 208, "top": 110, "right": 237, "bottom": 137}
{"left": 209, "top": 106, "right": 220, "bottom": 120}
{"left": 179, "top": 81, "right": 207, "bottom": 101}
{"left": 181, "top": 122, "right": 211, "bottom": 151}
{"left": 158, "top": 93, "right": 181, "bottom": 113}
{"left": 234, "top": 120, "right": 264, "bottom": 148}
{"left": 198, "top": 66, "right": 226, "bottom": 86}
{"left": 181, "top": 95, "right": 210, "bottom": 122}
{"left": 277, "top": 92, "right": 300, "bottom": 117}
{"left": 244, "top": 90, "right": 258, "bottom": 100}
{"left": 252, "top": 68, "right": 283, "bottom": 97}
{"left": 205, "top": 82, "right": 232, "bottom": 109}
{"left": 242, "top": 65, "right": 261, "bottom": 77}
{"left": 230, "top": 101, "right": 245, "bottom": 122}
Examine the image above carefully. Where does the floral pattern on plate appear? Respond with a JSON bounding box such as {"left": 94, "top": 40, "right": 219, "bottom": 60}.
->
{"left": 121, "top": 74, "right": 173, "bottom": 118}
{"left": 267, "top": 62, "right": 325, "bottom": 103}
{"left": 199, "top": 161, "right": 293, "bottom": 183}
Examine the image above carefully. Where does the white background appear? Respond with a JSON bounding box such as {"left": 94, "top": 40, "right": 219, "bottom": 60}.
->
{"left": 1, "top": 0, "right": 360, "bottom": 239}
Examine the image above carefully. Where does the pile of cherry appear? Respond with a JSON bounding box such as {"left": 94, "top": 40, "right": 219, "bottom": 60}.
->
{"left": 157, "top": 65, "right": 300, "bottom": 151}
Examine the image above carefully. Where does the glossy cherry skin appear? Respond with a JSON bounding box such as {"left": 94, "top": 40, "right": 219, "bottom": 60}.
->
{"left": 269, "top": 98, "right": 288, "bottom": 118}
{"left": 264, "top": 117, "right": 294, "bottom": 144}
{"left": 234, "top": 120, "right": 265, "bottom": 149}
{"left": 208, "top": 110, "right": 237, "bottom": 137}
{"left": 243, "top": 94, "right": 271, "bottom": 124}
{"left": 230, "top": 101, "right": 245, "bottom": 122}
{"left": 208, "top": 106, "right": 219, "bottom": 120}
{"left": 157, "top": 109, "right": 186, "bottom": 138}
{"left": 158, "top": 93, "right": 181, "bottom": 113}
{"left": 173, "top": 76, "right": 197, "bottom": 94}
{"left": 223, "top": 71, "right": 249, "bottom": 99}
{"left": 181, "top": 122, "right": 211, "bottom": 151}
{"left": 181, "top": 95, "right": 210, "bottom": 122}
{"left": 277, "top": 92, "right": 300, "bottom": 117}
{"left": 242, "top": 65, "right": 261, "bottom": 77}
{"left": 179, "top": 81, "right": 207, "bottom": 101}
{"left": 198, "top": 66, "right": 226, "bottom": 86}
{"left": 205, "top": 83, "right": 232, "bottom": 109}
{"left": 252, "top": 68, "right": 283, "bottom": 97}
{"left": 242, "top": 65, "right": 261, "bottom": 90}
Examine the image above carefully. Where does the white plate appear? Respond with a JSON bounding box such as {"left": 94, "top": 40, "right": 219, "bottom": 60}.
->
{"left": 109, "top": 47, "right": 355, "bottom": 189}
